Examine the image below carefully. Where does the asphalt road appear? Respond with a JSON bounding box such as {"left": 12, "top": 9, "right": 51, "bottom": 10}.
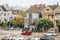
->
{"left": 0, "top": 30, "right": 60, "bottom": 40}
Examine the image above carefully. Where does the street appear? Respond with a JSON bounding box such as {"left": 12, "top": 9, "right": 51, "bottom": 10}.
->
{"left": 0, "top": 30, "right": 60, "bottom": 40}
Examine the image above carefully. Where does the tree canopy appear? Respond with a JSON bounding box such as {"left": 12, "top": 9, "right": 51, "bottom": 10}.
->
{"left": 11, "top": 11, "right": 25, "bottom": 28}
{"left": 57, "top": 22, "right": 60, "bottom": 27}
{"left": 36, "top": 18, "right": 53, "bottom": 32}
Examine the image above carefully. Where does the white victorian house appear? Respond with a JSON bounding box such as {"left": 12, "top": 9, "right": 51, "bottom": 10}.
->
{"left": 24, "top": 5, "right": 44, "bottom": 28}
{"left": 0, "top": 5, "right": 14, "bottom": 22}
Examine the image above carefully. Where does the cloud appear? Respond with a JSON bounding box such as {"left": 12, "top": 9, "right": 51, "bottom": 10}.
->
{"left": 0, "top": 0, "right": 60, "bottom": 7}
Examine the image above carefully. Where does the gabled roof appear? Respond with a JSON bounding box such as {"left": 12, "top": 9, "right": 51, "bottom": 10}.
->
{"left": 48, "top": 5, "right": 58, "bottom": 10}
{"left": 54, "top": 6, "right": 60, "bottom": 13}
{"left": 42, "top": 6, "right": 54, "bottom": 12}
{"left": 26, "top": 5, "right": 40, "bottom": 13}
{"left": 37, "top": 4, "right": 45, "bottom": 11}
{"left": 55, "top": 6, "right": 60, "bottom": 10}
{"left": 0, "top": 5, "right": 7, "bottom": 11}
{"left": 42, "top": 6, "right": 54, "bottom": 15}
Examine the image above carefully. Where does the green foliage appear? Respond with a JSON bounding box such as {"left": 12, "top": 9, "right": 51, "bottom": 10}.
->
{"left": 11, "top": 17, "right": 24, "bottom": 27}
{"left": 0, "top": 11, "right": 25, "bottom": 28}
{"left": 10, "top": 11, "right": 25, "bottom": 27}
{"left": 56, "top": 22, "right": 60, "bottom": 32}
{"left": 36, "top": 18, "right": 53, "bottom": 32}
{"left": 57, "top": 22, "right": 60, "bottom": 27}
{"left": 0, "top": 22, "right": 8, "bottom": 28}
{"left": 2, "top": 22, "right": 8, "bottom": 26}
{"left": 0, "top": 22, "right": 3, "bottom": 26}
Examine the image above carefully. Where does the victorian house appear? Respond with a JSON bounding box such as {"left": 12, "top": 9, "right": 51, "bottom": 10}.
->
{"left": 42, "top": 4, "right": 58, "bottom": 27}
{"left": 54, "top": 6, "right": 60, "bottom": 26}
{"left": 24, "top": 4, "right": 45, "bottom": 28}
{"left": 0, "top": 5, "right": 14, "bottom": 22}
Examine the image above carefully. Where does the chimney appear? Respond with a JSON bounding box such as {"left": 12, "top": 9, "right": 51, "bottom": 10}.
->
{"left": 57, "top": 2, "right": 59, "bottom": 7}
{"left": 44, "top": 4, "right": 45, "bottom": 8}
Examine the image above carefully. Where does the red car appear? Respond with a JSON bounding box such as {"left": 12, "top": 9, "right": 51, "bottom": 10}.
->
{"left": 21, "top": 31, "right": 32, "bottom": 35}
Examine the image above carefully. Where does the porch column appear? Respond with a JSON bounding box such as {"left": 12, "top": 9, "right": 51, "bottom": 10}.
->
{"left": 24, "top": 18, "right": 29, "bottom": 28}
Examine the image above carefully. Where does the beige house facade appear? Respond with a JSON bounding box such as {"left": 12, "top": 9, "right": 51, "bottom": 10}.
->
{"left": 42, "top": 6, "right": 55, "bottom": 26}
{"left": 24, "top": 3, "right": 59, "bottom": 28}
{"left": 54, "top": 6, "right": 60, "bottom": 26}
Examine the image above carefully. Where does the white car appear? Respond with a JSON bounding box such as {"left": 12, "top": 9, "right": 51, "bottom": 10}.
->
{"left": 30, "top": 36, "right": 40, "bottom": 40}
{"left": 44, "top": 31, "right": 57, "bottom": 36}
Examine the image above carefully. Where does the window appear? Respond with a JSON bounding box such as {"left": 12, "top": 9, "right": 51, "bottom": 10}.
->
{"left": 10, "top": 17, "right": 13, "bottom": 18}
{"left": 29, "top": 13, "right": 32, "bottom": 19}
{"left": 29, "top": 13, "right": 32, "bottom": 26}
{"left": 48, "top": 15, "right": 50, "bottom": 18}
{"left": 33, "top": 14, "right": 39, "bottom": 19}
{"left": 39, "top": 12, "right": 42, "bottom": 18}
{"left": 52, "top": 15, "right": 54, "bottom": 19}
{"left": 4, "top": 14, "right": 6, "bottom": 16}
{"left": 47, "top": 9, "right": 49, "bottom": 11}
{"left": 4, "top": 19, "right": 7, "bottom": 21}
{"left": 56, "top": 21, "right": 59, "bottom": 23}
{"left": 48, "top": 15, "right": 54, "bottom": 19}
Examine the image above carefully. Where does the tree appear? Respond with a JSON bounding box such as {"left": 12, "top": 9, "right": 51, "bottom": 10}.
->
{"left": 1, "top": 22, "right": 8, "bottom": 28}
{"left": 11, "top": 11, "right": 25, "bottom": 28}
{"left": 57, "top": 22, "right": 60, "bottom": 32}
{"left": 11, "top": 15, "right": 23, "bottom": 27}
{"left": 36, "top": 18, "right": 53, "bottom": 32}
{"left": 57, "top": 22, "right": 60, "bottom": 27}
{"left": 0, "top": 22, "right": 3, "bottom": 27}
{"left": 19, "top": 11, "right": 25, "bottom": 17}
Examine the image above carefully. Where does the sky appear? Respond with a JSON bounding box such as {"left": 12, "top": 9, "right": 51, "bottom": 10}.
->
{"left": 0, "top": 0, "right": 60, "bottom": 7}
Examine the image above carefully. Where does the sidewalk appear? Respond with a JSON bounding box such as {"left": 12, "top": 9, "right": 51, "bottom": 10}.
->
{"left": 56, "top": 32, "right": 60, "bottom": 37}
{"left": 32, "top": 32, "right": 45, "bottom": 36}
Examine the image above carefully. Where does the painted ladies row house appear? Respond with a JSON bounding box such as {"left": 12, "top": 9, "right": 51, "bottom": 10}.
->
{"left": 42, "top": 5, "right": 58, "bottom": 27}
{"left": 54, "top": 6, "right": 60, "bottom": 26}
{"left": 24, "top": 3, "right": 59, "bottom": 28}
{"left": 24, "top": 4, "right": 45, "bottom": 28}
{"left": 0, "top": 5, "right": 14, "bottom": 23}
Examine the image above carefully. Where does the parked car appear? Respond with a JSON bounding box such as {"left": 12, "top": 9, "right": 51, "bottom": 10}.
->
{"left": 44, "top": 31, "right": 57, "bottom": 36}
{"left": 4, "top": 27, "right": 11, "bottom": 30}
{"left": 10, "top": 27, "right": 15, "bottom": 30}
{"left": 14, "top": 27, "right": 20, "bottom": 30}
{"left": 40, "top": 35, "right": 54, "bottom": 40}
{"left": 21, "top": 31, "right": 32, "bottom": 35}
{"left": 30, "top": 36, "right": 40, "bottom": 40}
